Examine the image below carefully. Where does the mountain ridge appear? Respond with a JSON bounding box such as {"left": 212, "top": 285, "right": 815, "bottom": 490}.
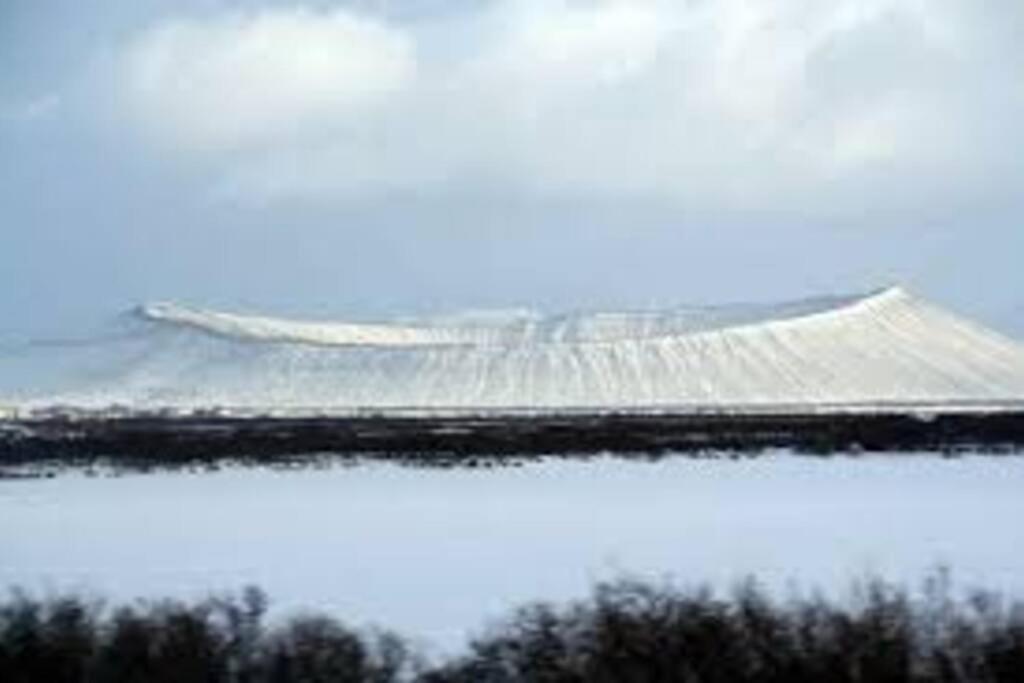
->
{"left": 7, "top": 287, "right": 1024, "bottom": 414}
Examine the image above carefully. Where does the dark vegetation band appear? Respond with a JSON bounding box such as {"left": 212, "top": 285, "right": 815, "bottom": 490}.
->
{"left": 4, "top": 412, "right": 1024, "bottom": 474}
{"left": 2, "top": 571, "right": 1023, "bottom": 682}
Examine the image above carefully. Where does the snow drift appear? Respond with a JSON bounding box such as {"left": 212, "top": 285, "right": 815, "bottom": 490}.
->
{"left": 7, "top": 287, "right": 1024, "bottom": 414}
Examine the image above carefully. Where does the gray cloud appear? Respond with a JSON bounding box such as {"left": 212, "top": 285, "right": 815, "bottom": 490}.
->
{"left": 1, "top": 0, "right": 1022, "bottom": 341}
{"left": 109, "top": 0, "right": 1024, "bottom": 213}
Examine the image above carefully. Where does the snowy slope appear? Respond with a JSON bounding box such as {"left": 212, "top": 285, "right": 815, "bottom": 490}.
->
{"left": 10, "top": 287, "right": 1024, "bottom": 414}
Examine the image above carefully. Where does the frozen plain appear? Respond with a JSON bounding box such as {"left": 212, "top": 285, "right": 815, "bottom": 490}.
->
{"left": 3, "top": 454, "right": 1024, "bottom": 653}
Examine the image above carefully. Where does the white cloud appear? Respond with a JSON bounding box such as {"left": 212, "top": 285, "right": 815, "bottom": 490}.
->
{"left": 120, "top": 7, "right": 415, "bottom": 153}
{"left": 114, "top": 1, "right": 1024, "bottom": 211}
{"left": 2, "top": 93, "right": 61, "bottom": 122}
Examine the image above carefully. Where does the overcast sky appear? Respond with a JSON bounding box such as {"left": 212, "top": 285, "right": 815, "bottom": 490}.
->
{"left": 2, "top": 0, "right": 1022, "bottom": 338}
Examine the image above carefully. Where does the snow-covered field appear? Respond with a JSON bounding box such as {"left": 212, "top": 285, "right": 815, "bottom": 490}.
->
{"left": 2, "top": 454, "right": 1023, "bottom": 652}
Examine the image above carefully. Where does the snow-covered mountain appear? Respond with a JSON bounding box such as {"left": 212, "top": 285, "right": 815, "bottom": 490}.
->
{"left": 7, "top": 287, "right": 1024, "bottom": 415}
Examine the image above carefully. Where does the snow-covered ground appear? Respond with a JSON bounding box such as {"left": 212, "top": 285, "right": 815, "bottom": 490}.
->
{"left": 5, "top": 287, "right": 1024, "bottom": 413}
{"left": 3, "top": 454, "right": 1023, "bottom": 652}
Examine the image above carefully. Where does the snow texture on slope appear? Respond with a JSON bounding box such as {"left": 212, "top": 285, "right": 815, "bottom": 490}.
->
{"left": 7, "top": 287, "right": 1024, "bottom": 413}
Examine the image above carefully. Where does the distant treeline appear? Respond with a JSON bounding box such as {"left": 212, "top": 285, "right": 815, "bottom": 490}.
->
{"left": 3, "top": 412, "right": 1024, "bottom": 474}
{"left": 3, "top": 573, "right": 1023, "bottom": 682}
